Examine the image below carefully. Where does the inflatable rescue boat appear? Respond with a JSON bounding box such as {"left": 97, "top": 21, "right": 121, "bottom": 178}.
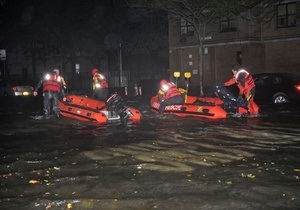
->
{"left": 59, "top": 93, "right": 141, "bottom": 124}
{"left": 150, "top": 85, "right": 259, "bottom": 119}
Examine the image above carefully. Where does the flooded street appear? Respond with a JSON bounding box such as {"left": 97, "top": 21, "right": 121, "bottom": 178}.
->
{"left": 0, "top": 96, "right": 299, "bottom": 210}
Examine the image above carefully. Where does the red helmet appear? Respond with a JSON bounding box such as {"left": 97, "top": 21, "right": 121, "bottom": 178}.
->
{"left": 91, "top": 68, "right": 99, "bottom": 76}
{"left": 160, "top": 79, "right": 167, "bottom": 86}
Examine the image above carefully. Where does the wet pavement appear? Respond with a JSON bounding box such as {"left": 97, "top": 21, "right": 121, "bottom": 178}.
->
{"left": 0, "top": 96, "right": 299, "bottom": 210}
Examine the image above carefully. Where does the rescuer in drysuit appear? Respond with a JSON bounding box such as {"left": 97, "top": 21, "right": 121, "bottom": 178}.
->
{"left": 221, "top": 64, "right": 259, "bottom": 114}
{"left": 91, "top": 68, "right": 109, "bottom": 101}
{"left": 34, "top": 70, "right": 66, "bottom": 119}
{"left": 158, "top": 79, "right": 184, "bottom": 114}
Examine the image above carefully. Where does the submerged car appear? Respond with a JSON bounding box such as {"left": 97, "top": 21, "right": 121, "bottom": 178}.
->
{"left": 252, "top": 73, "right": 300, "bottom": 104}
{"left": 0, "top": 79, "right": 34, "bottom": 96}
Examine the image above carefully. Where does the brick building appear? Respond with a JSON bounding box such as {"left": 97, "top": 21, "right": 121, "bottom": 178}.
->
{"left": 168, "top": 1, "right": 300, "bottom": 93}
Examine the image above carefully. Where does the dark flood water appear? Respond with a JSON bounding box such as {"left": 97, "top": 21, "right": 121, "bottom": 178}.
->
{"left": 0, "top": 96, "right": 299, "bottom": 210}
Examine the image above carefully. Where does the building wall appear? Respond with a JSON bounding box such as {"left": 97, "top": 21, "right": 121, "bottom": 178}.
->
{"left": 168, "top": 2, "right": 300, "bottom": 93}
{"left": 265, "top": 40, "right": 300, "bottom": 75}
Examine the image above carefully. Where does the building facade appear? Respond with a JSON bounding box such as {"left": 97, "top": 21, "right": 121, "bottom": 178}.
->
{"left": 168, "top": 1, "right": 300, "bottom": 92}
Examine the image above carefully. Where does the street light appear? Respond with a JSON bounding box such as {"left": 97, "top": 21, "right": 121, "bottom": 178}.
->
{"left": 173, "top": 71, "right": 180, "bottom": 86}
{"left": 184, "top": 72, "right": 191, "bottom": 94}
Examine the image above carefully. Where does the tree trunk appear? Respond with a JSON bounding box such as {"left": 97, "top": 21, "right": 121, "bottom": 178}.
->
{"left": 32, "top": 51, "right": 37, "bottom": 82}
{"left": 197, "top": 23, "right": 204, "bottom": 96}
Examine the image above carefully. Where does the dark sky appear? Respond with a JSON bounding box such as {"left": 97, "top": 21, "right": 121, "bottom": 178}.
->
{"left": 0, "top": 0, "right": 168, "bottom": 55}
{"left": 0, "top": 0, "right": 169, "bottom": 77}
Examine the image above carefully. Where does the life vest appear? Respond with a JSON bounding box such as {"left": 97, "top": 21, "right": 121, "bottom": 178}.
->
{"left": 43, "top": 73, "right": 61, "bottom": 92}
{"left": 161, "top": 82, "right": 181, "bottom": 99}
{"left": 93, "top": 73, "right": 108, "bottom": 90}
{"left": 61, "top": 76, "right": 66, "bottom": 87}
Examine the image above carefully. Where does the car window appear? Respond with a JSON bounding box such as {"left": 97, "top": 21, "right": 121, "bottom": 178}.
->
{"left": 261, "top": 75, "right": 281, "bottom": 85}
{"left": 253, "top": 76, "right": 263, "bottom": 85}
{"left": 285, "top": 74, "right": 300, "bottom": 82}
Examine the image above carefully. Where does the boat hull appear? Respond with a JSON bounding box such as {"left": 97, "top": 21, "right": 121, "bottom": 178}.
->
{"left": 151, "top": 95, "right": 228, "bottom": 119}
{"left": 59, "top": 94, "right": 141, "bottom": 124}
{"left": 150, "top": 93, "right": 260, "bottom": 119}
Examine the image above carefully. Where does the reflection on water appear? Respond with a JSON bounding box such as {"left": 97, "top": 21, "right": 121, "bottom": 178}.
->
{"left": 0, "top": 99, "right": 299, "bottom": 209}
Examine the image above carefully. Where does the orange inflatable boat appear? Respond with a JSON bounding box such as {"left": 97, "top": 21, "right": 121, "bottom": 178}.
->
{"left": 150, "top": 84, "right": 259, "bottom": 119}
{"left": 59, "top": 93, "right": 141, "bottom": 124}
{"left": 151, "top": 95, "right": 229, "bottom": 119}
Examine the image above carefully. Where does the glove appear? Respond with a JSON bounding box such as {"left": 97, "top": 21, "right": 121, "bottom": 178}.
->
{"left": 240, "top": 100, "right": 249, "bottom": 108}
{"left": 237, "top": 95, "right": 248, "bottom": 108}
{"left": 237, "top": 94, "right": 243, "bottom": 102}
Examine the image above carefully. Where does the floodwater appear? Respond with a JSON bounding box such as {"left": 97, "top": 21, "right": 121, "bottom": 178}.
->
{"left": 0, "top": 96, "right": 299, "bottom": 210}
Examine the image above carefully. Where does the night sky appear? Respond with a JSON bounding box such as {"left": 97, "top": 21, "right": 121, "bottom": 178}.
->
{"left": 0, "top": 0, "right": 169, "bottom": 80}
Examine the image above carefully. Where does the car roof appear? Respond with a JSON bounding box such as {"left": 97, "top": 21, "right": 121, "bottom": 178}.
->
{"left": 253, "top": 73, "right": 295, "bottom": 76}
{"left": 252, "top": 73, "right": 299, "bottom": 77}
{"left": 252, "top": 73, "right": 300, "bottom": 82}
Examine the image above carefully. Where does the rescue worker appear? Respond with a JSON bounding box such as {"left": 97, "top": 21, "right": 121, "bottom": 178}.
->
{"left": 134, "top": 84, "right": 139, "bottom": 96}
{"left": 34, "top": 70, "right": 66, "bottom": 119}
{"left": 224, "top": 64, "right": 259, "bottom": 114}
{"left": 158, "top": 79, "right": 184, "bottom": 114}
{"left": 91, "top": 68, "right": 109, "bottom": 101}
{"left": 53, "top": 68, "right": 67, "bottom": 99}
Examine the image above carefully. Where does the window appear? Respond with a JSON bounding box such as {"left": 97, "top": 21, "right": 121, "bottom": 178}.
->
{"left": 236, "top": 51, "right": 242, "bottom": 66}
{"left": 220, "top": 17, "right": 236, "bottom": 32}
{"left": 261, "top": 76, "right": 281, "bottom": 85}
{"left": 277, "top": 3, "right": 297, "bottom": 28}
{"left": 180, "top": 18, "right": 194, "bottom": 36}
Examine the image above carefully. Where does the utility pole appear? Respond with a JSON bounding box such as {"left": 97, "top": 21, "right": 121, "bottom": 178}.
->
{"left": 0, "top": 49, "right": 6, "bottom": 79}
{"left": 119, "top": 43, "right": 123, "bottom": 87}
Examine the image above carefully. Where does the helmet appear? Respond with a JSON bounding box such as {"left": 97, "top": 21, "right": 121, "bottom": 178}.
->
{"left": 235, "top": 69, "right": 249, "bottom": 80}
{"left": 160, "top": 80, "right": 167, "bottom": 86}
{"left": 91, "top": 68, "right": 99, "bottom": 76}
{"left": 53, "top": 69, "right": 59, "bottom": 75}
